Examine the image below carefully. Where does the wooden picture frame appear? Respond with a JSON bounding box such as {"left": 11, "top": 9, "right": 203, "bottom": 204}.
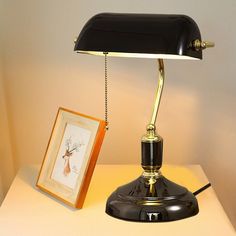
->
{"left": 36, "top": 107, "right": 106, "bottom": 208}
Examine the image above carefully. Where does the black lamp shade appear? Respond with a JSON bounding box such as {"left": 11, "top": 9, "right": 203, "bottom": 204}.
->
{"left": 74, "top": 13, "right": 202, "bottom": 59}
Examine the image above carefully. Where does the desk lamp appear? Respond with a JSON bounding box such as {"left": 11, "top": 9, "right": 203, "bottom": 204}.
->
{"left": 74, "top": 13, "right": 214, "bottom": 222}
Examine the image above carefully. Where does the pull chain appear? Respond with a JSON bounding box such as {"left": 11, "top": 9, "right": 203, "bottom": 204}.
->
{"left": 104, "top": 52, "right": 109, "bottom": 130}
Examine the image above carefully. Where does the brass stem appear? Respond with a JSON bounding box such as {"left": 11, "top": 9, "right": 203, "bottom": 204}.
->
{"left": 149, "top": 59, "right": 165, "bottom": 126}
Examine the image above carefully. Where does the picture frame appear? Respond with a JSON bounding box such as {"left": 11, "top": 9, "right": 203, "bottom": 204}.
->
{"left": 36, "top": 107, "right": 106, "bottom": 208}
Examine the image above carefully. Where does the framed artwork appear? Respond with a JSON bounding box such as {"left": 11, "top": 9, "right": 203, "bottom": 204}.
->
{"left": 36, "top": 107, "right": 106, "bottom": 208}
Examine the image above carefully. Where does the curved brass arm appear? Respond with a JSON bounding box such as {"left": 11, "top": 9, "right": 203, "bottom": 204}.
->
{"left": 150, "top": 59, "right": 165, "bottom": 126}
{"left": 143, "top": 59, "right": 165, "bottom": 141}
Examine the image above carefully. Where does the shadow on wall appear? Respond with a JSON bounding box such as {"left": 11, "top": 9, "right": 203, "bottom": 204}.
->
{"left": 0, "top": 56, "right": 16, "bottom": 206}
{"left": 0, "top": 176, "right": 3, "bottom": 205}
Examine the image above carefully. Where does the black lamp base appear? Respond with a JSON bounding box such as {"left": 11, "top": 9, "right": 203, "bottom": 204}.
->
{"left": 106, "top": 173, "right": 199, "bottom": 222}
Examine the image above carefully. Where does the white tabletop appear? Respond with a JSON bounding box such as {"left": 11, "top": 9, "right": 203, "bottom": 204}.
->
{"left": 0, "top": 165, "right": 235, "bottom": 236}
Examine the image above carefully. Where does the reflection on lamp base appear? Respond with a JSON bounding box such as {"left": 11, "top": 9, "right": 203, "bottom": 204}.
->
{"left": 105, "top": 173, "right": 199, "bottom": 222}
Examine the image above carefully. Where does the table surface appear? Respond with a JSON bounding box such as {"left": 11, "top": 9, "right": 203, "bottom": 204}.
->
{"left": 0, "top": 165, "right": 235, "bottom": 236}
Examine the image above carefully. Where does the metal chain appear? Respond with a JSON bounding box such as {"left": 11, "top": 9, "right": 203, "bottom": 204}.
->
{"left": 104, "top": 52, "right": 109, "bottom": 130}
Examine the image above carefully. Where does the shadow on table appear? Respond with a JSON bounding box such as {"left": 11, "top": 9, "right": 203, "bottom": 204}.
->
{"left": 17, "top": 165, "right": 78, "bottom": 211}
{"left": 17, "top": 165, "right": 39, "bottom": 188}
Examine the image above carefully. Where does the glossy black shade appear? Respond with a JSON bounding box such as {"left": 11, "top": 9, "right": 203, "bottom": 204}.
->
{"left": 74, "top": 13, "right": 202, "bottom": 59}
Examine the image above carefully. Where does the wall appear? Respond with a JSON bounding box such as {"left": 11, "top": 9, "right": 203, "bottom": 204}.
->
{"left": 0, "top": 0, "right": 2, "bottom": 204}
{"left": 0, "top": 0, "right": 15, "bottom": 204}
{"left": 0, "top": 0, "right": 15, "bottom": 202}
{"left": 0, "top": 68, "right": 4, "bottom": 203}
{"left": 0, "top": 20, "right": 3, "bottom": 200}
{"left": 1, "top": 0, "right": 236, "bottom": 228}
{"left": 0, "top": 177, "right": 3, "bottom": 203}
{"left": 0, "top": 75, "right": 15, "bottom": 202}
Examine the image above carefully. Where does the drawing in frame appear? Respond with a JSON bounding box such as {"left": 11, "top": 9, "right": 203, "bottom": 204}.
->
{"left": 36, "top": 107, "right": 106, "bottom": 208}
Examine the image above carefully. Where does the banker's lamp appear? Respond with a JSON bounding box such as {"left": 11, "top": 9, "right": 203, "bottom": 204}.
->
{"left": 74, "top": 13, "right": 214, "bottom": 222}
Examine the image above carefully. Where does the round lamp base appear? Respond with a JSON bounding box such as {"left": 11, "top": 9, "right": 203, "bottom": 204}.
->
{"left": 106, "top": 174, "right": 199, "bottom": 222}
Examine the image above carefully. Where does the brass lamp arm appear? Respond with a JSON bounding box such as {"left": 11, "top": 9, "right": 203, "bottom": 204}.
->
{"left": 150, "top": 59, "right": 165, "bottom": 126}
